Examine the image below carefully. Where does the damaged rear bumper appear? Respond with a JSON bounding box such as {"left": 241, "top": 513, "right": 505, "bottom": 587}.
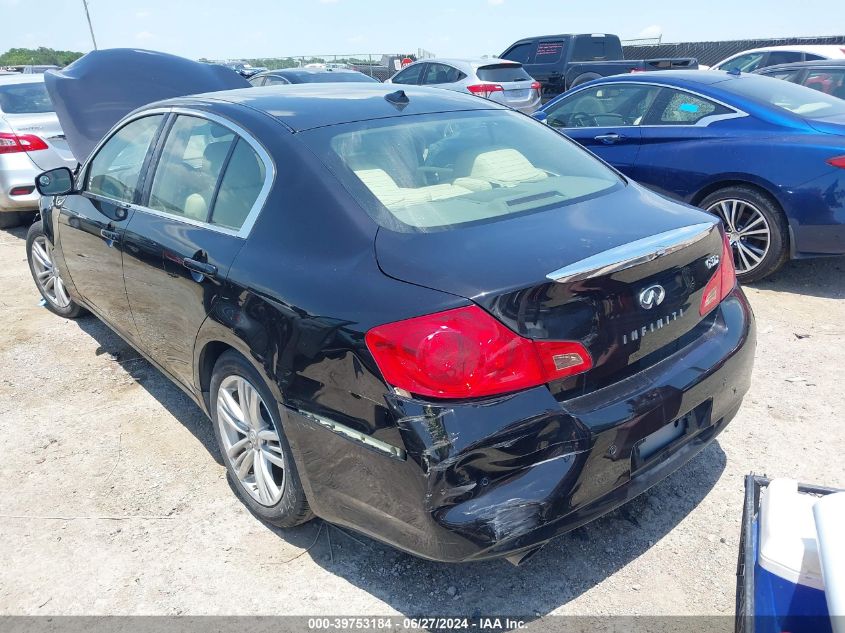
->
{"left": 283, "top": 290, "right": 755, "bottom": 563}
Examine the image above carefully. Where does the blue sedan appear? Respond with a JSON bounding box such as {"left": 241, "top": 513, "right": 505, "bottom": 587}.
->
{"left": 538, "top": 70, "right": 845, "bottom": 281}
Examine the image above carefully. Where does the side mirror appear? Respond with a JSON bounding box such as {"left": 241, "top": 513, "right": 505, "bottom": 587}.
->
{"left": 35, "top": 167, "right": 75, "bottom": 196}
{"left": 532, "top": 110, "right": 549, "bottom": 123}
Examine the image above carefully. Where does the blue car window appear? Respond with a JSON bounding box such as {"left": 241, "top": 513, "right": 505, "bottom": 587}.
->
{"left": 654, "top": 90, "right": 732, "bottom": 125}
{"left": 545, "top": 84, "right": 661, "bottom": 128}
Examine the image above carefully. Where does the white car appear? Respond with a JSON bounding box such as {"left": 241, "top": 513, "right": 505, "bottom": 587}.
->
{"left": 0, "top": 74, "right": 75, "bottom": 228}
{"left": 706, "top": 45, "right": 845, "bottom": 73}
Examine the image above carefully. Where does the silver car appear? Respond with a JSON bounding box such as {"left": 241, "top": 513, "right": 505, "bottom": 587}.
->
{"left": 0, "top": 74, "right": 75, "bottom": 228}
{"left": 385, "top": 58, "right": 542, "bottom": 114}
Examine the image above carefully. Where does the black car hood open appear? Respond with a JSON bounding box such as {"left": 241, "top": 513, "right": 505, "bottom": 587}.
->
{"left": 44, "top": 48, "right": 250, "bottom": 163}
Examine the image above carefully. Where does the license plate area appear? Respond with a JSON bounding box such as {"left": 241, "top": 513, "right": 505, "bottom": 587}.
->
{"left": 632, "top": 400, "right": 712, "bottom": 471}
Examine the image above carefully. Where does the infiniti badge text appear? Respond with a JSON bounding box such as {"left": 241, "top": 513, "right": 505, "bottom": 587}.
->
{"left": 623, "top": 308, "right": 685, "bottom": 345}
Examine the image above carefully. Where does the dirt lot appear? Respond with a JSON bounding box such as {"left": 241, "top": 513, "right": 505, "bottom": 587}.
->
{"left": 0, "top": 222, "right": 843, "bottom": 620}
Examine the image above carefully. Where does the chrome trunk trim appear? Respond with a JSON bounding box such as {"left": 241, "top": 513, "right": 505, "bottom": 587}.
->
{"left": 547, "top": 222, "right": 717, "bottom": 283}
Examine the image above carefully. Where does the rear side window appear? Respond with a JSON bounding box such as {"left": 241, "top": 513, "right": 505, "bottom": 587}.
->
{"left": 760, "top": 69, "right": 804, "bottom": 83}
{"left": 147, "top": 115, "right": 266, "bottom": 231}
{"left": 476, "top": 64, "right": 532, "bottom": 82}
{"left": 86, "top": 115, "right": 164, "bottom": 203}
{"left": 210, "top": 139, "right": 266, "bottom": 230}
{"left": 420, "top": 63, "right": 462, "bottom": 85}
{"left": 572, "top": 36, "right": 616, "bottom": 61}
{"left": 534, "top": 41, "right": 565, "bottom": 63}
{"left": 717, "top": 52, "right": 766, "bottom": 72}
{"left": 502, "top": 42, "right": 534, "bottom": 65}
{"left": 264, "top": 75, "right": 291, "bottom": 85}
{"left": 765, "top": 51, "right": 803, "bottom": 67}
{"left": 0, "top": 82, "right": 53, "bottom": 114}
{"left": 651, "top": 89, "right": 733, "bottom": 125}
{"left": 148, "top": 116, "right": 235, "bottom": 220}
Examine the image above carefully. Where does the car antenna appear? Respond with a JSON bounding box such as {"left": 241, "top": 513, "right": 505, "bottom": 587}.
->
{"left": 385, "top": 89, "right": 410, "bottom": 109}
{"left": 727, "top": 68, "right": 741, "bottom": 76}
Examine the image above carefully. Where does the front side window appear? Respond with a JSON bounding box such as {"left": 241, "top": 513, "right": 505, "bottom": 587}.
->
{"left": 760, "top": 69, "right": 804, "bottom": 83}
{"left": 264, "top": 75, "right": 291, "bottom": 85}
{"left": 717, "top": 52, "right": 766, "bottom": 72}
{"left": 391, "top": 64, "right": 425, "bottom": 85}
{"left": 651, "top": 89, "right": 732, "bottom": 125}
{"left": 803, "top": 70, "right": 845, "bottom": 98}
{"left": 86, "top": 115, "right": 163, "bottom": 203}
{"left": 148, "top": 116, "right": 235, "bottom": 220}
{"left": 722, "top": 75, "right": 845, "bottom": 119}
{"left": 0, "top": 82, "right": 53, "bottom": 114}
{"left": 302, "top": 110, "right": 621, "bottom": 231}
{"left": 545, "top": 84, "right": 661, "bottom": 128}
{"left": 501, "top": 42, "right": 534, "bottom": 65}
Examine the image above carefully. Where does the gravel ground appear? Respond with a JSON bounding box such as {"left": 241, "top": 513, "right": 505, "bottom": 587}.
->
{"left": 0, "top": 223, "right": 843, "bottom": 620}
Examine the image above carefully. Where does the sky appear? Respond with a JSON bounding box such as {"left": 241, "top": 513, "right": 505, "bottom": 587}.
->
{"left": 2, "top": 0, "right": 843, "bottom": 61}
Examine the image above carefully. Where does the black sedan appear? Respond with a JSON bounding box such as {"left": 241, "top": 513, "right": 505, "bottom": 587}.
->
{"left": 28, "top": 51, "right": 755, "bottom": 564}
{"left": 755, "top": 59, "right": 845, "bottom": 99}
{"left": 248, "top": 67, "right": 379, "bottom": 86}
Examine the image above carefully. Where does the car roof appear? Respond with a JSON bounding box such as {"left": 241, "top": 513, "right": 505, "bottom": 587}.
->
{"left": 0, "top": 73, "right": 45, "bottom": 85}
{"left": 261, "top": 67, "right": 366, "bottom": 76}
{"left": 161, "top": 83, "right": 504, "bottom": 132}
{"left": 758, "top": 59, "right": 845, "bottom": 72}
{"left": 584, "top": 70, "right": 737, "bottom": 87}
{"left": 719, "top": 44, "right": 845, "bottom": 59}
{"left": 424, "top": 57, "right": 522, "bottom": 69}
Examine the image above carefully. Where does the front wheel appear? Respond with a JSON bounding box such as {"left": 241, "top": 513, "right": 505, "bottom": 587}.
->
{"left": 210, "top": 350, "right": 312, "bottom": 527}
{"left": 26, "top": 221, "right": 86, "bottom": 318}
{"left": 699, "top": 186, "right": 789, "bottom": 283}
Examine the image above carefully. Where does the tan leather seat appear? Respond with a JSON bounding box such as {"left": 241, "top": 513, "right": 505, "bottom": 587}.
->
{"left": 468, "top": 149, "right": 547, "bottom": 187}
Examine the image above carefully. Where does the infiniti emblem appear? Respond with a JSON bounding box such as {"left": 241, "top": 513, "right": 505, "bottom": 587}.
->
{"left": 638, "top": 284, "right": 666, "bottom": 310}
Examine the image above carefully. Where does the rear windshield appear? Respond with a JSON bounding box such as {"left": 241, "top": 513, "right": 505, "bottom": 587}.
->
{"left": 0, "top": 82, "right": 53, "bottom": 114}
{"left": 299, "top": 72, "right": 378, "bottom": 83}
{"left": 721, "top": 75, "right": 845, "bottom": 119}
{"left": 476, "top": 64, "right": 532, "bottom": 83}
{"left": 302, "top": 109, "right": 621, "bottom": 232}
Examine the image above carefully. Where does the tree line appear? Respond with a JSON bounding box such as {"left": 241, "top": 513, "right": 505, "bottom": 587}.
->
{"left": 0, "top": 47, "right": 83, "bottom": 67}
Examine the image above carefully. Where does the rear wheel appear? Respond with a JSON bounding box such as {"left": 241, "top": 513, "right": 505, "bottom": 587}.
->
{"left": 26, "top": 221, "right": 86, "bottom": 318}
{"left": 210, "top": 350, "right": 312, "bottom": 527}
{"left": 699, "top": 186, "right": 788, "bottom": 283}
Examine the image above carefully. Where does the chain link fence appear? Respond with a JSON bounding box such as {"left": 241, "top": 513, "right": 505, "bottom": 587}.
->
{"left": 623, "top": 35, "right": 845, "bottom": 67}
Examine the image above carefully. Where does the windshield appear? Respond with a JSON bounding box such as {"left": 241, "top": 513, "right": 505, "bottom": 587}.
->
{"left": 721, "top": 75, "right": 845, "bottom": 119}
{"left": 300, "top": 72, "right": 378, "bottom": 83}
{"left": 302, "top": 110, "right": 621, "bottom": 231}
{"left": 0, "top": 82, "right": 53, "bottom": 114}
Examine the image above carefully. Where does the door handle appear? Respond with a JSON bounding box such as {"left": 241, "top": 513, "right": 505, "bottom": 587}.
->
{"left": 183, "top": 257, "right": 218, "bottom": 280}
{"left": 100, "top": 228, "right": 121, "bottom": 246}
{"left": 594, "top": 133, "right": 624, "bottom": 144}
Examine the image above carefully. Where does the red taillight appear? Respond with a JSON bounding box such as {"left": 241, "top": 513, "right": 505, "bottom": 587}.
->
{"left": 827, "top": 155, "right": 845, "bottom": 169}
{"left": 700, "top": 232, "right": 737, "bottom": 316}
{"left": 530, "top": 81, "right": 542, "bottom": 91}
{"left": 0, "top": 132, "right": 49, "bottom": 154}
{"left": 466, "top": 83, "right": 504, "bottom": 98}
{"left": 9, "top": 186, "right": 35, "bottom": 196}
{"left": 365, "top": 305, "right": 592, "bottom": 399}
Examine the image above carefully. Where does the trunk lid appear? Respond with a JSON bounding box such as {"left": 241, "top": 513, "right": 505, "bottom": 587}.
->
{"left": 375, "top": 184, "right": 724, "bottom": 389}
{"left": 2, "top": 111, "right": 76, "bottom": 170}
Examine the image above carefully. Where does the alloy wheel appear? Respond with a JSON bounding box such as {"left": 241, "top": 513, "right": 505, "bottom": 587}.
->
{"left": 706, "top": 198, "right": 771, "bottom": 276}
{"left": 216, "top": 375, "right": 285, "bottom": 506}
{"left": 31, "top": 235, "right": 71, "bottom": 308}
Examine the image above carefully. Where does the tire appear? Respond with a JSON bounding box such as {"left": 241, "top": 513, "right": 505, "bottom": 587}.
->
{"left": 26, "top": 220, "right": 87, "bottom": 318}
{"left": 210, "top": 350, "right": 312, "bottom": 527}
{"left": 699, "top": 186, "right": 789, "bottom": 283}
{"left": 569, "top": 73, "right": 601, "bottom": 89}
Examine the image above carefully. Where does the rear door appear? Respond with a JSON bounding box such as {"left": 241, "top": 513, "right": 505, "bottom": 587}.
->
{"left": 543, "top": 83, "right": 661, "bottom": 172}
{"left": 122, "top": 112, "right": 270, "bottom": 387}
